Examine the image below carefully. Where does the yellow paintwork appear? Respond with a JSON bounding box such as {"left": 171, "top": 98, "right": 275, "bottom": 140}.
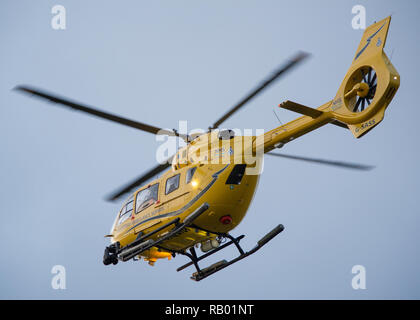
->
{"left": 110, "top": 17, "right": 399, "bottom": 265}
{"left": 143, "top": 247, "right": 172, "bottom": 266}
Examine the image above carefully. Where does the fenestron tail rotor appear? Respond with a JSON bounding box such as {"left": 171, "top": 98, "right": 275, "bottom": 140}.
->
{"left": 351, "top": 67, "right": 378, "bottom": 113}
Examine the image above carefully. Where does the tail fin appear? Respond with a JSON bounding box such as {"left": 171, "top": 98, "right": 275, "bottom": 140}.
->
{"left": 261, "top": 17, "right": 400, "bottom": 154}
{"left": 330, "top": 16, "right": 400, "bottom": 138}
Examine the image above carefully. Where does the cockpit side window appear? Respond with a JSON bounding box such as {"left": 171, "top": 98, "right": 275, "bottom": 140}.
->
{"left": 165, "top": 174, "right": 180, "bottom": 195}
{"left": 136, "top": 183, "right": 159, "bottom": 214}
{"left": 117, "top": 195, "right": 134, "bottom": 225}
{"left": 186, "top": 167, "right": 197, "bottom": 184}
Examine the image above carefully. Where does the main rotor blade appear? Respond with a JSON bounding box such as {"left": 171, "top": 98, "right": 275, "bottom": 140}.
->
{"left": 210, "top": 51, "right": 309, "bottom": 129}
{"left": 14, "top": 85, "right": 188, "bottom": 140}
{"left": 267, "top": 152, "right": 374, "bottom": 171}
{"left": 106, "top": 157, "right": 174, "bottom": 201}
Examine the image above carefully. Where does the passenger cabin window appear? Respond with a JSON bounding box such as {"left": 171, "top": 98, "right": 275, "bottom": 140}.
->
{"left": 186, "top": 167, "right": 197, "bottom": 184}
{"left": 117, "top": 195, "right": 134, "bottom": 225}
{"left": 136, "top": 183, "right": 159, "bottom": 214}
{"left": 165, "top": 174, "right": 180, "bottom": 195}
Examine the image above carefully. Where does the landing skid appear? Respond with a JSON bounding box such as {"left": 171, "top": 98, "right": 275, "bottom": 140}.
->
{"left": 176, "top": 224, "right": 284, "bottom": 281}
{"left": 103, "top": 202, "right": 284, "bottom": 282}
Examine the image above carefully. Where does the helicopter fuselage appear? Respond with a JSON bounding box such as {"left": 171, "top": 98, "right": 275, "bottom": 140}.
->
{"left": 110, "top": 133, "right": 262, "bottom": 263}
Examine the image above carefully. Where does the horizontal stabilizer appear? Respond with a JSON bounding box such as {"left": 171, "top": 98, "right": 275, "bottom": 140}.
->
{"left": 279, "top": 100, "right": 348, "bottom": 130}
{"left": 279, "top": 100, "right": 323, "bottom": 118}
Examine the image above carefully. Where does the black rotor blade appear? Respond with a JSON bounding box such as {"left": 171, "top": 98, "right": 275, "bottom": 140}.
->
{"left": 14, "top": 85, "right": 188, "bottom": 140}
{"left": 361, "top": 98, "right": 366, "bottom": 111}
{"left": 267, "top": 152, "right": 375, "bottom": 171}
{"left": 367, "top": 67, "right": 372, "bottom": 84}
{"left": 210, "top": 51, "right": 309, "bottom": 129}
{"left": 370, "top": 72, "right": 377, "bottom": 87}
{"left": 361, "top": 69, "right": 367, "bottom": 83}
{"left": 353, "top": 97, "right": 362, "bottom": 112}
{"left": 106, "top": 157, "right": 173, "bottom": 201}
{"left": 371, "top": 84, "right": 377, "bottom": 95}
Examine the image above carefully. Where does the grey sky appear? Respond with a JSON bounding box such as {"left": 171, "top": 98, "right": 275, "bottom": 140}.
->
{"left": 1, "top": 0, "right": 419, "bottom": 299}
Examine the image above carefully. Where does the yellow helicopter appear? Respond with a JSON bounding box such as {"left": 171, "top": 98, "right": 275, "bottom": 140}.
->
{"left": 15, "top": 17, "right": 399, "bottom": 281}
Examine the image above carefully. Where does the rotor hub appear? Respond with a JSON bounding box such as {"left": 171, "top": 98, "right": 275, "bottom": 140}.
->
{"left": 356, "top": 82, "right": 370, "bottom": 98}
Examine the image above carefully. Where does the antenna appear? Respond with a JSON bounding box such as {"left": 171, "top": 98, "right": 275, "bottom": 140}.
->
{"left": 390, "top": 48, "right": 395, "bottom": 61}
{"left": 272, "top": 108, "right": 283, "bottom": 125}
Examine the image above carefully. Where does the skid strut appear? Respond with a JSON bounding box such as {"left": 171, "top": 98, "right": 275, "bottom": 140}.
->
{"left": 177, "top": 224, "right": 285, "bottom": 281}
